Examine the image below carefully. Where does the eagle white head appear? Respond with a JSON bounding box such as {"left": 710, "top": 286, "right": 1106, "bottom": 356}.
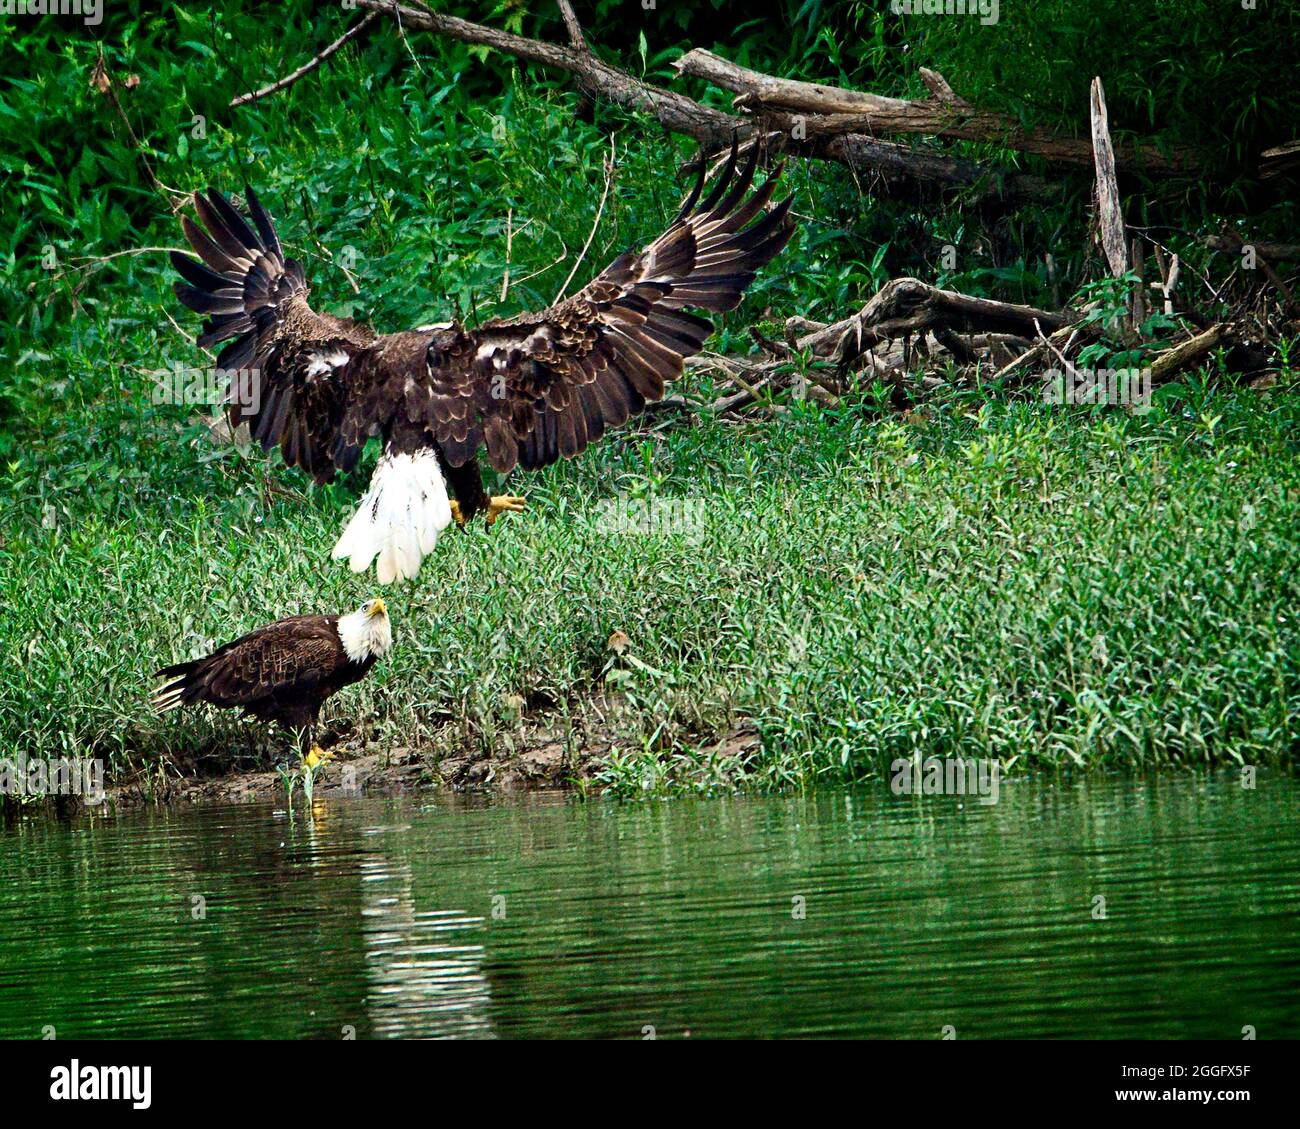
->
{"left": 337, "top": 597, "right": 393, "bottom": 663}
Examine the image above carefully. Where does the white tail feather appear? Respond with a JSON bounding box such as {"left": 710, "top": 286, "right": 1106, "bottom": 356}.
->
{"left": 331, "top": 449, "right": 453, "bottom": 583}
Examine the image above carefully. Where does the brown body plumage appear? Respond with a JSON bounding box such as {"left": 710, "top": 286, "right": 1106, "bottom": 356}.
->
{"left": 170, "top": 140, "right": 795, "bottom": 581}
{"left": 152, "top": 599, "right": 392, "bottom": 758}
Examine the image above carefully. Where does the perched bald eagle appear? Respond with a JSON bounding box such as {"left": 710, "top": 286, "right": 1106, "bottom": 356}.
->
{"left": 169, "top": 141, "right": 793, "bottom": 583}
{"left": 151, "top": 597, "right": 392, "bottom": 764}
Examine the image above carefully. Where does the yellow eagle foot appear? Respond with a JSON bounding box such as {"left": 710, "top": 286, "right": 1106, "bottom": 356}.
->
{"left": 486, "top": 495, "right": 527, "bottom": 528}
{"left": 303, "top": 745, "right": 333, "bottom": 770}
{"left": 449, "top": 499, "right": 466, "bottom": 528}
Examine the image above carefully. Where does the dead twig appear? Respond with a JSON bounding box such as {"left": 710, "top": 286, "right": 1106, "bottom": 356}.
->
{"left": 90, "top": 46, "right": 187, "bottom": 210}
{"left": 229, "top": 11, "right": 380, "bottom": 107}
{"left": 987, "top": 304, "right": 1099, "bottom": 387}
{"left": 511, "top": 242, "right": 569, "bottom": 290}
{"left": 35, "top": 245, "right": 190, "bottom": 290}
{"left": 500, "top": 208, "right": 513, "bottom": 303}
{"left": 1034, "top": 318, "right": 1083, "bottom": 382}
{"left": 389, "top": 0, "right": 427, "bottom": 76}
{"left": 554, "top": 134, "right": 615, "bottom": 303}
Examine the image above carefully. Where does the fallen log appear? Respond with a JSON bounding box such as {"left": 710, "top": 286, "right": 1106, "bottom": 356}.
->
{"left": 675, "top": 48, "right": 1204, "bottom": 177}
{"left": 1259, "top": 140, "right": 1300, "bottom": 181}
{"left": 1202, "top": 236, "right": 1300, "bottom": 261}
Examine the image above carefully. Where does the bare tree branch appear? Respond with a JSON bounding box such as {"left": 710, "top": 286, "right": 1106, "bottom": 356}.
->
{"left": 350, "top": 0, "right": 1051, "bottom": 202}
{"left": 677, "top": 48, "right": 1204, "bottom": 176}
{"left": 230, "top": 11, "right": 379, "bottom": 108}
{"left": 556, "top": 0, "right": 587, "bottom": 51}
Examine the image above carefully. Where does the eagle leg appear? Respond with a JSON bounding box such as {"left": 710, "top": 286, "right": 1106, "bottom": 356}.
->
{"left": 486, "top": 495, "right": 527, "bottom": 528}
{"left": 449, "top": 499, "right": 467, "bottom": 529}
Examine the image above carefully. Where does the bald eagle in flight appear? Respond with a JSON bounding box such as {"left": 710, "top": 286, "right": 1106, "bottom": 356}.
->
{"left": 152, "top": 597, "right": 392, "bottom": 765}
{"left": 170, "top": 142, "right": 793, "bottom": 583}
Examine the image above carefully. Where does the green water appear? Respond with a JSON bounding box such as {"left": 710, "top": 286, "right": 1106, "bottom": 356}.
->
{"left": 1, "top": 776, "right": 1297, "bottom": 1039}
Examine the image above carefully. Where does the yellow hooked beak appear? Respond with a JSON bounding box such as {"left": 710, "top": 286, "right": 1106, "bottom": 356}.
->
{"left": 367, "top": 597, "right": 387, "bottom": 618}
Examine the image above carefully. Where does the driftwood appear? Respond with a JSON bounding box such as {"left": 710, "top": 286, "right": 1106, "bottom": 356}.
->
{"left": 1090, "top": 78, "right": 1128, "bottom": 279}
{"left": 676, "top": 49, "right": 1203, "bottom": 177}
{"left": 1149, "top": 324, "right": 1232, "bottom": 382}
{"left": 789, "top": 278, "right": 1069, "bottom": 370}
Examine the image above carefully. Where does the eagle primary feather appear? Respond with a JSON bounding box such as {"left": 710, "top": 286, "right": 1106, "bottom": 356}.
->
{"left": 170, "top": 140, "right": 795, "bottom": 582}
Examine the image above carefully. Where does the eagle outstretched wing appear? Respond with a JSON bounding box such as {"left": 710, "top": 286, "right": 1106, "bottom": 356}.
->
{"left": 171, "top": 187, "right": 375, "bottom": 483}
{"left": 400, "top": 140, "right": 794, "bottom": 473}
{"left": 170, "top": 140, "right": 794, "bottom": 579}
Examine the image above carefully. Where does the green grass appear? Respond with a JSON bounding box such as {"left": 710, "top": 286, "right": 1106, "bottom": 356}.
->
{"left": 2, "top": 4, "right": 1298, "bottom": 798}
{"left": 3, "top": 375, "right": 1298, "bottom": 796}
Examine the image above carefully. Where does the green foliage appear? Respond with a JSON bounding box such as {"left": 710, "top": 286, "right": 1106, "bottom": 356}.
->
{"left": 900, "top": 0, "right": 1298, "bottom": 173}
{"left": 0, "top": 2, "right": 1297, "bottom": 796}
{"left": 3, "top": 382, "right": 1298, "bottom": 793}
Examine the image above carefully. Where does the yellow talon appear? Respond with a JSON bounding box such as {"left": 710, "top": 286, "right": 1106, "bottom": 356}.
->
{"left": 449, "top": 499, "right": 466, "bottom": 528}
{"left": 304, "top": 745, "right": 332, "bottom": 770}
{"left": 486, "top": 494, "right": 527, "bottom": 527}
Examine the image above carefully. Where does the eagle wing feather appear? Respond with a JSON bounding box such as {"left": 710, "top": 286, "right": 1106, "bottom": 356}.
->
{"left": 172, "top": 187, "right": 378, "bottom": 483}
{"left": 409, "top": 140, "right": 795, "bottom": 473}
{"left": 152, "top": 616, "right": 342, "bottom": 712}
